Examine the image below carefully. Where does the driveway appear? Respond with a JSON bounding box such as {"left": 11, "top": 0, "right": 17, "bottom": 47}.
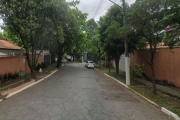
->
{"left": 0, "top": 63, "right": 172, "bottom": 120}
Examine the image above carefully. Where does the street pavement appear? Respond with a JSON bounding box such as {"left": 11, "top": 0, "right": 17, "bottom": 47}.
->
{"left": 0, "top": 63, "right": 173, "bottom": 120}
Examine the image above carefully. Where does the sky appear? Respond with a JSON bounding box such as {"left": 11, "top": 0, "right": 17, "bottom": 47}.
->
{"left": 0, "top": 0, "right": 136, "bottom": 31}
{"left": 67, "top": 0, "right": 136, "bottom": 21}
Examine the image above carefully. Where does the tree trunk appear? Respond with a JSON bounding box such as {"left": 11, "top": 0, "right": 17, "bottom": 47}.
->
{"left": 26, "top": 51, "right": 36, "bottom": 79}
{"left": 98, "top": 48, "right": 101, "bottom": 68}
{"left": 51, "top": 53, "right": 56, "bottom": 64}
{"left": 56, "top": 44, "right": 62, "bottom": 68}
{"left": 109, "top": 60, "right": 111, "bottom": 73}
{"left": 72, "top": 55, "right": 75, "bottom": 61}
{"left": 115, "top": 55, "right": 120, "bottom": 75}
{"left": 151, "top": 64, "right": 157, "bottom": 95}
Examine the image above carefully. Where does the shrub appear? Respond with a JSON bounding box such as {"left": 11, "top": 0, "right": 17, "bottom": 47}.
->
{"left": 41, "top": 62, "right": 46, "bottom": 68}
{"left": 7, "top": 72, "right": 13, "bottom": 80}
{"left": 35, "top": 62, "right": 46, "bottom": 71}
{"left": 3, "top": 73, "right": 8, "bottom": 82}
{"left": 25, "top": 74, "right": 31, "bottom": 82}
{"left": 18, "top": 70, "right": 25, "bottom": 77}
{"left": 0, "top": 71, "right": 25, "bottom": 84}
{"left": 130, "top": 64, "right": 145, "bottom": 79}
{"left": 11, "top": 72, "right": 19, "bottom": 79}
{"left": 0, "top": 75, "right": 3, "bottom": 83}
{"left": 35, "top": 63, "right": 41, "bottom": 71}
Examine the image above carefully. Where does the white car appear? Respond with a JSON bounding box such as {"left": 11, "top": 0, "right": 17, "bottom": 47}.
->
{"left": 85, "top": 61, "right": 94, "bottom": 68}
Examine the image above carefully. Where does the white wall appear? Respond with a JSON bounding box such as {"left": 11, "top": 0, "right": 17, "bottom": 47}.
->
{"left": 113, "top": 54, "right": 130, "bottom": 72}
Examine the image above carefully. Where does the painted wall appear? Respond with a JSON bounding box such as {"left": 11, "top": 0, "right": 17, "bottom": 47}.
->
{"left": 130, "top": 48, "right": 180, "bottom": 87}
{"left": 0, "top": 54, "right": 47, "bottom": 75}
{"left": 0, "top": 56, "right": 26, "bottom": 75}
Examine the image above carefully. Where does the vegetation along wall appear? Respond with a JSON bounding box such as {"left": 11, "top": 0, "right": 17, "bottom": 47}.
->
{"left": 0, "top": 56, "right": 27, "bottom": 75}
{"left": 130, "top": 48, "right": 180, "bottom": 88}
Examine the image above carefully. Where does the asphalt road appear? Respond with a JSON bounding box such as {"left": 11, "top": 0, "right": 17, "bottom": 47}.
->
{"left": 0, "top": 63, "right": 172, "bottom": 120}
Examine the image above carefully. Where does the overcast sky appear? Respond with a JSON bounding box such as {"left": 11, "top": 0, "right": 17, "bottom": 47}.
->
{"left": 67, "top": 0, "right": 136, "bottom": 21}
{"left": 0, "top": 0, "right": 136, "bottom": 31}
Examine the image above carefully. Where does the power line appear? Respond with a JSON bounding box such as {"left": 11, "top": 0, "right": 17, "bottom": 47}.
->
{"left": 94, "top": 0, "right": 117, "bottom": 19}
{"left": 93, "top": 0, "right": 104, "bottom": 18}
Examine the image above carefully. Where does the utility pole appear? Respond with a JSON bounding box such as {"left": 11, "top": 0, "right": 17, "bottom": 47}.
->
{"left": 109, "top": 0, "right": 130, "bottom": 85}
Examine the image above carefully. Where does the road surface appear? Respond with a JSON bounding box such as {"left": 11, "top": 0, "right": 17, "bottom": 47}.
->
{"left": 0, "top": 63, "right": 172, "bottom": 120}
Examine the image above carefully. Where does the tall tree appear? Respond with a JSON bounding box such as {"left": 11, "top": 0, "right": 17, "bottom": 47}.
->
{"left": 0, "top": 0, "right": 50, "bottom": 78}
{"left": 67, "top": 7, "right": 88, "bottom": 61}
{"left": 126, "top": 0, "right": 166, "bottom": 94}
{"left": 48, "top": 0, "right": 67, "bottom": 67}
{"left": 87, "top": 18, "right": 98, "bottom": 39}
{"left": 49, "top": 0, "right": 88, "bottom": 66}
{"left": 86, "top": 19, "right": 104, "bottom": 63}
{"left": 99, "top": 5, "right": 125, "bottom": 74}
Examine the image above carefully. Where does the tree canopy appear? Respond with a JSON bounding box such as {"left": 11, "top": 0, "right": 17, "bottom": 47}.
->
{"left": 0, "top": 0, "right": 88, "bottom": 76}
{"left": 0, "top": 0, "right": 179, "bottom": 95}
{"left": 126, "top": 0, "right": 168, "bottom": 94}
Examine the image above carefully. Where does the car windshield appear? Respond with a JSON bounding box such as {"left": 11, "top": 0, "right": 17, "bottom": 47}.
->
{"left": 88, "top": 61, "right": 93, "bottom": 63}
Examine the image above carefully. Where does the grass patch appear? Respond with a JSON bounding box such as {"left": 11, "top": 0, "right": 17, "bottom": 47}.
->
{"left": 107, "top": 72, "right": 140, "bottom": 85}
{"left": 107, "top": 72, "right": 180, "bottom": 117}
{"left": 1, "top": 87, "right": 11, "bottom": 92}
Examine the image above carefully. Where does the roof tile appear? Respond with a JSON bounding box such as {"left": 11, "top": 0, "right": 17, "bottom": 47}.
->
{"left": 0, "top": 40, "right": 21, "bottom": 50}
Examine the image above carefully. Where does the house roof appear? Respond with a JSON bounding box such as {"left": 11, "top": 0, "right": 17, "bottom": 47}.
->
{"left": 0, "top": 40, "right": 21, "bottom": 50}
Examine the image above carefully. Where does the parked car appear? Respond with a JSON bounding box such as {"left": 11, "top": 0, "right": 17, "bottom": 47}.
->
{"left": 85, "top": 61, "right": 94, "bottom": 69}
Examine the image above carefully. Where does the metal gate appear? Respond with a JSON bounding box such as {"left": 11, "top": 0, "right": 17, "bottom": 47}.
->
{"left": 44, "top": 55, "right": 50, "bottom": 65}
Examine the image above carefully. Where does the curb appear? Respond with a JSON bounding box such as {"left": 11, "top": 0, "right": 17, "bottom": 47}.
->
{"left": 104, "top": 73, "right": 180, "bottom": 120}
{"left": 0, "top": 70, "right": 58, "bottom": 103}
{"left": 161, "top": 107, "right": 180, "bottom": 120}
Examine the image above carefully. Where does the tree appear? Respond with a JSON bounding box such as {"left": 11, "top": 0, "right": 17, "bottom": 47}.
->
{"left": 87, "top": 18, "right": 98, "bottom": 39}
{"left": 126, "top": 0, "right": 166, "bottom": 94}
{"left": 48, "top": 0, "right": 68, "bottom": 67}
{"left": 67, "top": 7, "right": 88, "bottom": 61}
{"left": 91, "top": 30, "right": 104, "bottom": 65}
{"left": 163, "top": 0, "right": 180, "bottom": 47}
{"left": 48, "top": 0, "right": 88, "bottom": 66}
{"left": 99, "top": 5, "right": 125, "bottom": 74}
{"left": 0, "top": 0, "right": 51, "bottom": 78}
{"left": 86, "top": 19, "right": 104, "bottom": 64}
{"left": 0, "top": 31, "right": 5, "bottom": 39}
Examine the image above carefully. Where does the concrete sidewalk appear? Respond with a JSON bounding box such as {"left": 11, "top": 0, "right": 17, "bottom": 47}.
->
{"left": 0, "top": 69, "right": 58, "bottom": 101}
{"left": 97, "top": 67, "right": 180, "bottom": 98}
{"left": 136, "top": 78, "right": 180, "bottom": 98}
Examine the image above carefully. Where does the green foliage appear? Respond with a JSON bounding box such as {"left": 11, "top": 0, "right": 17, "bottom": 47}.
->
{"left": 0, "top": 75, "right": 3, "bottom": 83}
{"left": 162, "top": 0, "right": 180, "bottom": 47}
{"left": 3, "top": 73, "right": 8, "bottom": 82}
{"left": 98, "top": 5, "right": 126, "bottom": 74}
{"left": 18, "top": 70, "right": 25, "bottom": 77}
{"left": 25, "top": 74, "right": 31, "bottom": 82}
{"left": 86, "top": 18, "right": 104, "bottom": 62}
{"left": 164, "top": 24, "right": 180, "bottom": 48}
{"left": 0, "top": 0, "right": 54, "bottom": 75}
{"left": 130, "top": 64, "right": 145, "bottom": 78}
{"left": 0, "top": 72, "right": 19, "bottom": 83}
{"left": 126, "top": 0, "right": 167, "bottom": 94}
{"left": 87, "top": 19, "right": 98, "bottom": 39}
{"left": 0, "top": 32, "right": 6, "bottom": 39}
{"left": 0, "top": 0, "right": 88, "bottom": 69}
